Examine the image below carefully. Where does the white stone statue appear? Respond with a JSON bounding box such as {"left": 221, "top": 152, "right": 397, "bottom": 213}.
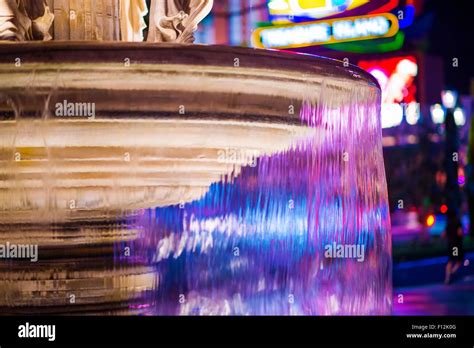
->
{"left": 120, "top": 0, "right": 148, "bottom": 42}
{"left": 0, "top": 0, "right": 54, "bottom": 41}
{"left": 147, "top": 0, "right": 213, "bottom": 43}
{"left": 0, "top": 0, "right": 213, "bottom": 42}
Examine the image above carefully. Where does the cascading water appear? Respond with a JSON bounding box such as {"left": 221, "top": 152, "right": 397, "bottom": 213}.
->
{"left": 0, "top": 43, "right": 391, "bottom": 315}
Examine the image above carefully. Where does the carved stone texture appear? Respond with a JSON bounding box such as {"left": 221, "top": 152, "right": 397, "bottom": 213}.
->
{"left": 28, "top": 0, "right": 54, "bottom": 40}
{"left": 49, "top": 0, "right": 121, "bottom": 41}
{"left": 0, "top": 0, "right": 53, "bottom": 41}
{"left": 1, "top": 0, "right": 148, "bottom": 41}
{"left": 120, "top": 0, "right": 148, "bottom": 42}
{"left": 52, "top": 0, "right": 148, "bottom": 41}
{"left": 147, "top": 0, "right": 213, "bottom": 43}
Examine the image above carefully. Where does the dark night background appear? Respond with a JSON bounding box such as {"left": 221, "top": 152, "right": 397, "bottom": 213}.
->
{"left": 424, "top": 0, "right": 474, "bottom": 94}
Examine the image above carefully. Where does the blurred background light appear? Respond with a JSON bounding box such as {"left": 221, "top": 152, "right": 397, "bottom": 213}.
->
{"left": 425, "top": 214, "right": 436, "bottom": 227}
{"left": 441, "top": 90, "right": 458, "bottom": 109}
{"left": 430, "top": 103, "right": 446, "bottom": 124}
{"left": 405, "top": 102, "right": 420, "bottom": 125}
{"left": 454, "top": 107, "right": 466, "bottom": 126}
{"left": 381, "top": 103, "right": 403, "bottom": 128}
{"left": 440, "top": 204, "right": 448, "bottom": 214}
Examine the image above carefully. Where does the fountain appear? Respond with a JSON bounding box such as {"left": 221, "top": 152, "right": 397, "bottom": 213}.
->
{"left": 0, "top": 0, "right": 391, "bottom": 315}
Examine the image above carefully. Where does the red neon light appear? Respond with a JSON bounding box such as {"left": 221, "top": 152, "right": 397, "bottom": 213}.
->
{"left": 358, "top": 56, "right": 418, "bottom": 105}
{"left": 369, "top": 0, "right": 399, "bottom": 14}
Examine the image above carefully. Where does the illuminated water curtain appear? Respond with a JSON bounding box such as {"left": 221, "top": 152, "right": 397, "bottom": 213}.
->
{"left": 0, "top": 1, "right": 391, "bottom": 316}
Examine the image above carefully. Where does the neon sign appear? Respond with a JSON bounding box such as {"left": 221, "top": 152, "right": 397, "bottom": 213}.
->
{"left": 268, "top": 0, "right": 368, "bottom": 21}
{"left": 253, "top": 13, "right": 399, "bottom": 49}
{"left": 358, "top": 56, "right": 419, "bottom": 128}
{"left": 267, "top": 0, "right": 398, "bottom": 23}
{"left": 326, "top": 31, "right": 405, "bottom": 53}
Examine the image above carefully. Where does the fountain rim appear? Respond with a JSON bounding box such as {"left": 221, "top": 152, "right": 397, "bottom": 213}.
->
{"left": 0, "top": 42, "right": 380, "bottom": 89}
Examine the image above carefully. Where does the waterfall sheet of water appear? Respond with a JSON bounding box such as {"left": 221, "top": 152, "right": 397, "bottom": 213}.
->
{"left": 0, "top": 43, "right": 391, "bottom": 315}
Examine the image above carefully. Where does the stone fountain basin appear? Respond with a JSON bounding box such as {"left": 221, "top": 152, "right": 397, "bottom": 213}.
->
{"left": 0, "top": 42, "right": 378, "bottom": 223}
{"left": 0, "top": 43, "right": 388, "bottom": 315}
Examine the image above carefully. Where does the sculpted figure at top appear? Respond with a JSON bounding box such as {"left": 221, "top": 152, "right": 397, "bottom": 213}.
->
{"left": 0, "top": 0, "right": 213, "bottom": 42}
{"left": 147, "top": 0, "right": 213, "bottom": 43}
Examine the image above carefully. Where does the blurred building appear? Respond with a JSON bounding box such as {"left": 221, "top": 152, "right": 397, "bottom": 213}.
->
{"left": 195, "top": 0, "right": 269, "bottom": 46}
